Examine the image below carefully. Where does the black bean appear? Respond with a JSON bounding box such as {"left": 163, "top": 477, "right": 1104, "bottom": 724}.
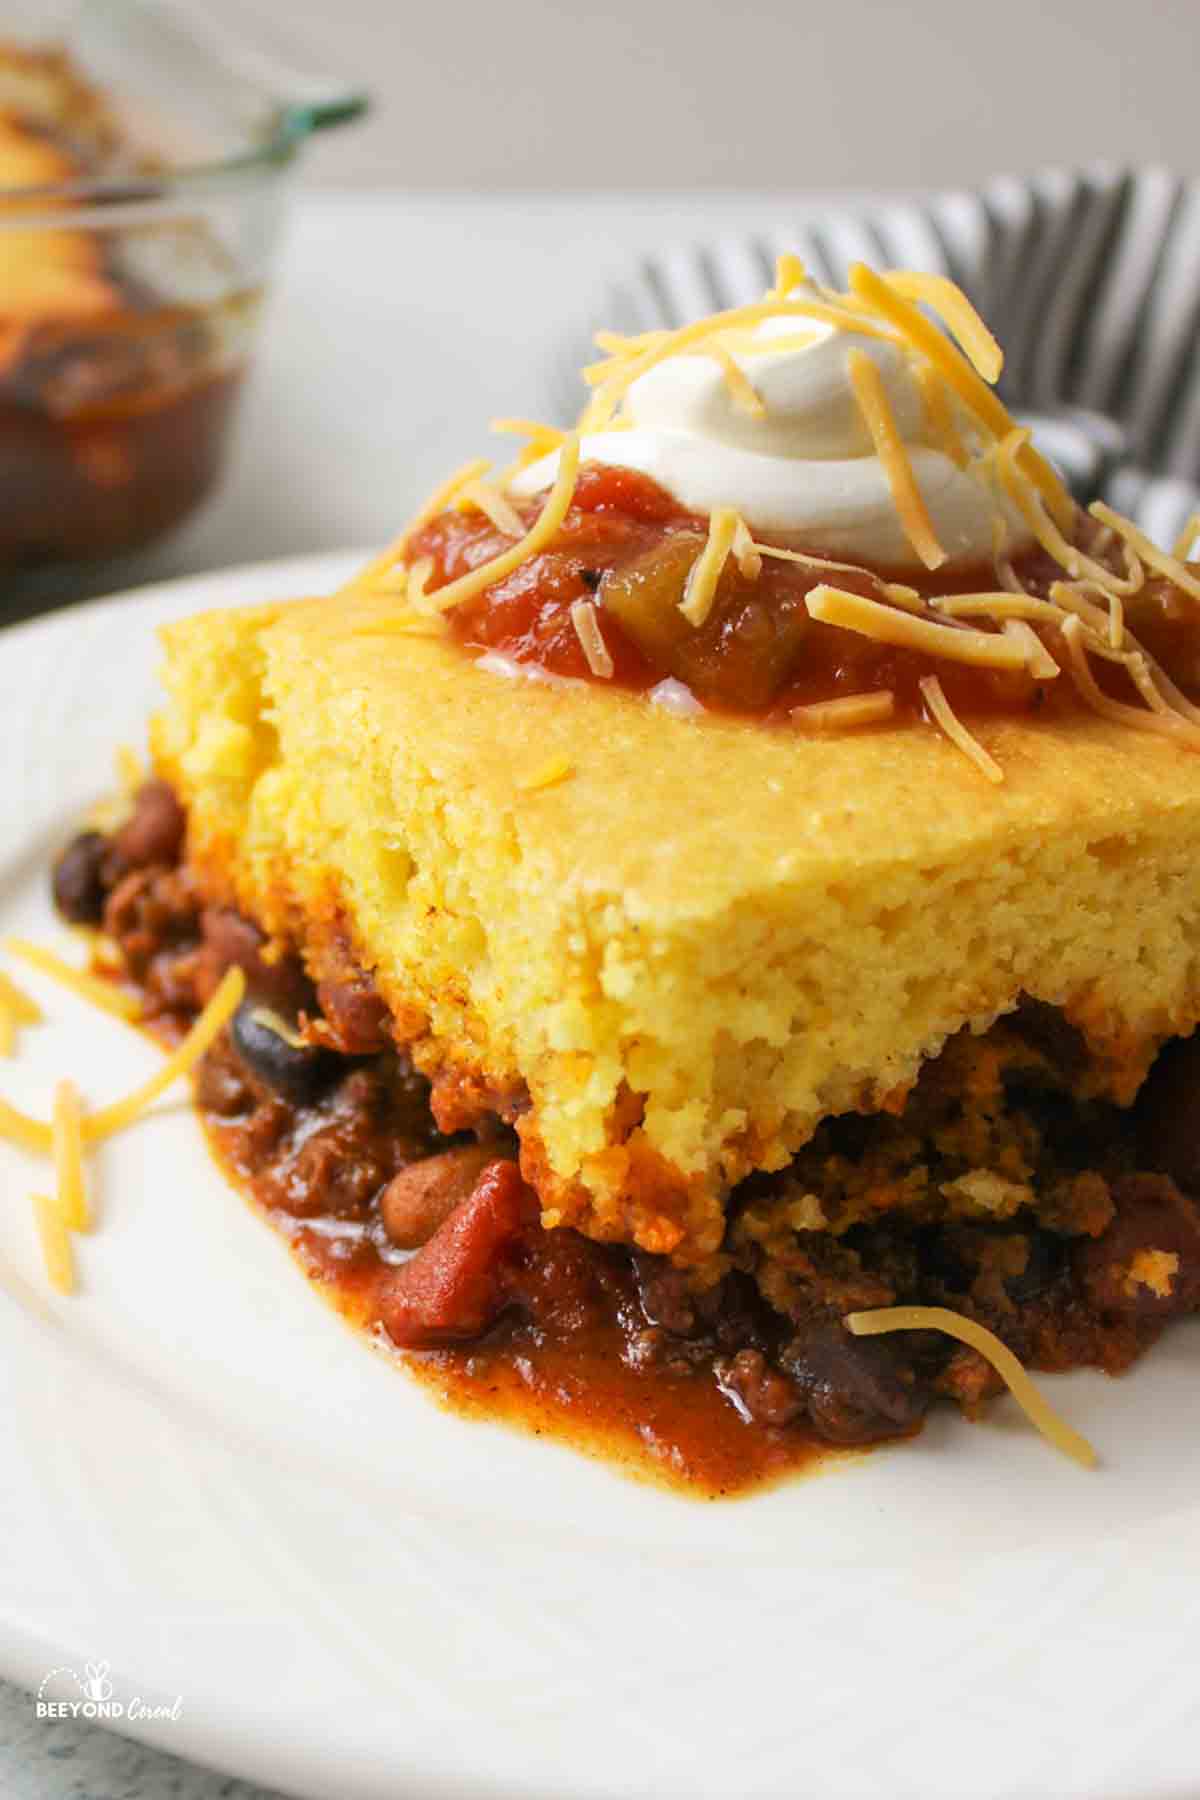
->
{"left": 52, "top": 830, "right": 109, "bottom": 924}
{"left": 230, "top": 1001, "right": 339, "bottom": 1104}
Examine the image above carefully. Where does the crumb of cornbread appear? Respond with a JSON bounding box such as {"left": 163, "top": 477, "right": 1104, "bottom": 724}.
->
{"left": 151, "top": 591, "right": 1200, "bottom": 1265}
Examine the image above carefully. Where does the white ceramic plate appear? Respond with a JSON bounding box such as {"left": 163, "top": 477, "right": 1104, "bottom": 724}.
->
{"left": 2, "top": 555, "right": 1199, "bottom": 1800}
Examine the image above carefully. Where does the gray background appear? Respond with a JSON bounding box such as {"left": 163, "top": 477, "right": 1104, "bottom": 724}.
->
{"left": 211, "top": 0, "right": 1196, "bottom": 191}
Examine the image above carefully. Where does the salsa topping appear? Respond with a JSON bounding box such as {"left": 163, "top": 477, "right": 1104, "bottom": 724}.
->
{"left": 344, "top": 259, "right": 1200, "bottom": 779}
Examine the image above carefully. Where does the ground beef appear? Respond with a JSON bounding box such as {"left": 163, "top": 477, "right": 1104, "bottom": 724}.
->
{"left": 52, "top": 778, "right": 1200, "bottom": 1455}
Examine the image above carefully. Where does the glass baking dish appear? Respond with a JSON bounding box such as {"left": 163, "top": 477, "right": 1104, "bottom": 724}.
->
{"left": 0, "top": 0, "right": 365, "bottom": 610}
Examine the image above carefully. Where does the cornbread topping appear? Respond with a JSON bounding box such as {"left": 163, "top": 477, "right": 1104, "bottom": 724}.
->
{"left": 14, "top": 260, "right": 1200, "bottom": 1493}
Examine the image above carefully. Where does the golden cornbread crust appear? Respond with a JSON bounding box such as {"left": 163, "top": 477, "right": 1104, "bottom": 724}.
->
{"left": 152, "top": 592, "right": 1200, "bottom": 1266}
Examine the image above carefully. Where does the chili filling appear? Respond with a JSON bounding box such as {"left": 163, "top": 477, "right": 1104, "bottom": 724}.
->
{"left": 49, "top": 779, "right": 1200, "bottom": 1496}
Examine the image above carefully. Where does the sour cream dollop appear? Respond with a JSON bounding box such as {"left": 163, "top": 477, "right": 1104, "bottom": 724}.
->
{"left": 513, "top": 312, "right": 1029, "bottom": 570}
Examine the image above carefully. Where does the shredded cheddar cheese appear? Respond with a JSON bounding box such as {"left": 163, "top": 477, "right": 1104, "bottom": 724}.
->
{"left": 1171, "top": 512, "right": 1200, "bottom": 562}
{"left": 1089, "top": 502, "right": 1200, "bottom": 606}
{"left": 846, "top": 348, "right": 946, "bottom": 569}
{"left": 919, "top": 675, "right": 1005, "bottom": 783}
{"left": 1059, "top": 616, "right": 1200, "bottom": 749}
{"left": 32, "top": 1193, "right": 74, "bottom": 1296}
{"left": 569, "top": 599, "right": 615, "bottom": 678}
{"left": 681, "top": 507, "right": 740, "bottom": 626}
{"left": 770, "top": 252, "right": 808, "bottom": 296}
{"left": 913, "top": 360, "right": 970, "bottom": 469}
{"left": 1002, "top": 618, "right": 1060, "bottom": 680}
{"left": 695, "top": 341, "right": 766, "bottom": 418}
{"left": 83, "top": 966, "right": 245, "bottom": 1145}
{"left": 458, "top": 479, "right": 526, "bottom": 538}
{"left": 848, "top": 263, "right": 1074, "bottom": 531}
{"left": 882, "top": 271, "right": 1004, "bottom": 383}
{"left": 846, "top": 1306, "right": 1097, "bottom": 1468}
{"left": 4, "top": 938, "right": 141, "bottom": 1022}
{"left": 51, "top": 1079, "right": 88, "bottom": 1231}
{"left": 420, "top": 435, "right": 582, "bottom": 615}
{"left": 790, "top": 691, "right": 896, "bottom": 730}
{"left": 806, "top": 586, "right": 1027, "bottom": 670}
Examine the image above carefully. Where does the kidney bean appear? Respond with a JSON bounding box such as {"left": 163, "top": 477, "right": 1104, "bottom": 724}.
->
{"left": 379, "top": 1160, "right": 531, "bottom": 1348}
{"left": 781, "top": 1318, "right": 931, "bottom": 1444}
{"left": 1074, "top": 1173, "right": 1200, "bottom": 1321}
{"left": 200, "top": 907, "right": 312, "bottom": 1014}
{"left": 113, "top": 779, "right": 185, "bottom": 869}
{"left": 316, "top": 972, "right": 391, "bottom": 1055}
{"left": 52, "top": 829, "right": 109, "bottom": 923}
{"left": 379, "top": 1143, "right": 502, "bottom": 1248}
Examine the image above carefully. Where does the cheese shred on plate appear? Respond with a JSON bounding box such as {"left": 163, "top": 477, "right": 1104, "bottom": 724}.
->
{"left": 32, "top": 1192, "right": 74, "bottom": 1296}
{"left": 0, "top": 963, "right": 246, "bottom": 1161}
{"left": 4, "top": 937, "right": 141, "bottom": 1021}
{"left": 846, "top": 1306, "right": 1098, "bottom": 1468}
{"left": 51, "top": 1078, "right": 89, "bottom": 1231}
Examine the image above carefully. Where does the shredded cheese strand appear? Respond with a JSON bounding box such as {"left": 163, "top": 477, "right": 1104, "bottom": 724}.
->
{"left": 1002, "top": 618, "right": 1060, "bottom": 680}
{"left": 846, "top": 348, "right": 946, "bottom": 569}
{"left": 769, "top": 252, "right": 808, "bottom": 296}
{"left": 731, "top": 517, "right": 762, "bottom": 580}
{"left": 995, "top": 434, "right": 1142, "bottom": 596}
{"left": 350, "top": 459, "right": 492, "bottom": 589}
{"left": 32, "top": 1193, "right": 74, "bottom": 1296}
{"left": 1059, "top": 616, "right": 1200, "bottom": 749}
{"left": 582, "top": 295, "right": 899, "bottom": 431}
{"left": 1171, "top": 512, "right": 1200, "bottom": 562}
{"left": 51, "top": 1079, "right": 88, "bottom": 1231}
{"left": 457, "top": 479, "right": 526, "bottom": 538}
{"left": 0, "top": 1096, "right": 51, "bottom": 1154}
{"left": 693, "top": 341, "right": 766, "bottom": 418}
{"left": 847, "top": 264, "right": 1074, "bottom": 530}
{"left": 914, "top": 360, "right": 970, "bottom": 469}
{"left": 83, "top": 966, "right": 246, "bottom": 1145}
{"left": 680, "top": 507, "right": 740, "bottom": 626}
{"left": 0, "top": 971, "right": 40, "bottom": 1025}
{"left": 882, "top": 272, "right": 1004, "bottom": 383}
{"left": 791, "top": 691, "right": 895, "bottom": 730}
{"left": 4, "top": 939, "right": 140, "bottom": 1022}
{"left": 806, "top": 586, "right": 1027, "bottom": 670}
{"left": 421, "top": 435, "right": 582, "bottom": 615}
{"left": 1089, "top": 502, "right": 1200, "bottom": 606}
{"left": 845, "top": 1306, "right": 1097, "bottom": 1468}
{"left": 569, "top": 599, "right": 614, "bottom": 677}
{"left": 919, "top": 675, "right": 1005, "bottom": 782}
